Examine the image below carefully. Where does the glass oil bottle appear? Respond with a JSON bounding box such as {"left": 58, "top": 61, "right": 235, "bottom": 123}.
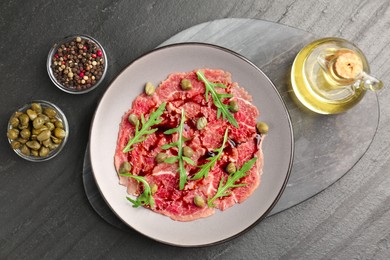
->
{"left": 290, "top": 38, "right": 383, "bottom": 114}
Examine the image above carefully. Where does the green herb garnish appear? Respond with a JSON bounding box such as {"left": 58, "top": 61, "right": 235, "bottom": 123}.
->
{"left": 196, "top": 70, "right": 239, "bottom": 128}
{"left": 207, "top": 157, "right": 257, "bottom": 207}
{"left": 123, "top": 102, "right": 166, "bottom": 153}
{"left": 119, "top": 173, "right": 155, "bottom": 208}
{"left": 162, "top": 109, "right": 195, "bottom": 190}
{"left": 191, "top": 128, "right": 229, "bottom": 180}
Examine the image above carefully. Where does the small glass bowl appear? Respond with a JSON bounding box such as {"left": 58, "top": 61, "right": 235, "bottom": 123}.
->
{"left": 7, "top": 100, "right": 69, "bottom": 162}
{"left": 47, "top": 34, "right": 108, "bottom": 94}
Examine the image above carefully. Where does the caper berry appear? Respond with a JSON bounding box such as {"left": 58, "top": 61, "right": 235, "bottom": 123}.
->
{"left": 194, "top": 195, "right": 205, "bottom": 208}
{"left": 10, "top": 117, "right": 19, "bottom": 128}
{"left": 229, "top": 100, "right": 239, "bottom": 113}
{"left": 119, "top": 161, "right": 132, "bottom": 174}
{"left": 145, "top": 82, "right": 155, "bottom": 96}
{"left": 26, "top": 140, "right": 41, "bottom": 150}
{"left": 226, "top": 162, "right": 236, "bottom": 174}
{"left": 196, "top": 116, "right": 207, "bottom": 130}
{"left": 155, "top": 153, "right": 167, "bottom": 163}
{"left": 128, "top": 114, "right": 138, "bottom": 126}
{"left": 20, "top": 128, "right": 31, "bottom": 139}
{"left": 54, "top": 128, "right": 66, "bottom": 139}
{"left": 26, "top": 109, "right": 38, "bottom": 120}
{"left": 31, "top": 103, "right": 42, "bottom": 113}
{"left": 180, "top": 78, "right": 192, "bottom": 90}
{"left": 43, "top": 108, "right": 57, "bottom": 118}
{"left": 7, "top": 129, "right": 19, "bottom": 140}
{"left": 183, "top": 146, "right": 194, "bottom": 158}
{"left": 256, "top": 121, "right": 269, "bottom": 134}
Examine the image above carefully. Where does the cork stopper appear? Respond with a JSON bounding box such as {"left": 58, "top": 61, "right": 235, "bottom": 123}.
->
{"left": 332, "top": 49, "right": 363, "bottom": 79}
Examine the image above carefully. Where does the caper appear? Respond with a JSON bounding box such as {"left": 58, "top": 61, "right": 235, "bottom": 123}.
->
{"left": 226, "top": 162, "right": 236, "bottom": 174}
{"left": 54, "top": 121, "right": 64, "bottom": 128}
{"left": 10, "top": 117, "right": 19, "bottom": 128}
{"left": 51, "top": 136, "right": 62, "bottom": 144}
{"left": 194, "top": 195, "right": 205, "bottom": 208}
{"left": 155, "top": 153, "right": 167, "bottom": 163}
{"left": 43, "top": 107, "right": 57, "bottom": 118}
{"left": 33, "top": 117, "right": 45, "bottom": 129}
{"left": 30, "top": 134, "right": 37, "bottom": 140}
{"left": 196, "top": 116, "right": 207, "bottom": 130}
{"left": 229, "top": 100, "right": 239, "bottom": 113}
{"left": 45, "top": 122, "right": 55, "bottom": 131}
{"left": 39, "top": 147, "right": 50, "bottom": 157}
{"left": 256, "top": 121, "right": 269, "bottom": 134}
{"left": 26, "top": 109, "right": 38, "bottom": 120}
{"left": 48, "top": 143, "right": 59, "bottom": 151}
{"left": 31, "top": 103, "right": 42, "bottom": 113}
{"left": 145, "top": 82, "right": 155, "bottom": 96}
{"left": 151, "top": 184, "right": 158, "bottom": 195}
{"left": 19, "top": 113, "right": 30, "bottom": 126}
{"left": 26, "top": 140, "right": 41, "bottom": 150}
{"left": 38, "top": 114, "right": 50, "bottom": 123}
{"left": 128, "top": 114, "right": 138, "bottom": 126}
{"left": 42, "top": 138, "right": 52, "bottom": 148}
{"left": 180, "top": 79, "right": 192, "bottom": 90}
{"left": 31, "top": 150, "right": 39, "bottom": 157}
{"left": 54, "top": 128, "right": 66, "bottom": 139}
{"left": 7, "top": 129, "right": 19, "bottom": 140}
{"left": 37, "top": 130, "right": 51, "bottom": 142}
{"left": 183, "top": 146, "right": 194, "bottom": 158}
{"left": 20, "top": 145, "right": 30, "bottom": 156}
{"left": 11, "top": 141, "right": 21, "bottom": 150}
{"left": 17, "top": 137, "right": 28, "bottom": 144}
{"left": 13, "top": 111, "right": 23, "bottom": 117}
{"left": 119, "top": 161, "right": 132, "bottom": 174}
{"left": 20, "top": 128, "right": 31, "bottom": 139}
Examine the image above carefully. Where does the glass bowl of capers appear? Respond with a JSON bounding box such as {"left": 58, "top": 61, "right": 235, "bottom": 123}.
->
{"left": 7, "top": 100, "right": 69, "bottom": 162}
{"left": 47, "top": 34, "right": 108, "bottom": 94}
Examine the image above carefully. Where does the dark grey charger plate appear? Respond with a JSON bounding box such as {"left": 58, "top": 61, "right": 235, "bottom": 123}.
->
{"left": 83, "top": 18, "right": 379, "bottom": 229}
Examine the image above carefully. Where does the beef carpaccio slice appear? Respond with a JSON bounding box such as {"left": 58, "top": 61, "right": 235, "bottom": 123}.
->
{"left": 114, "top": 69, "right": 264, "bottom": 221}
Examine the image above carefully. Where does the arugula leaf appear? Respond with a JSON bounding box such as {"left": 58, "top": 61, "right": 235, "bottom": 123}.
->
{"left": 207, "top": 157, "right": 257, "bottom": 207}
{"left": 123, "top": 102, "right": 166, "bottom": 153}
{"left": 119, "top": 173, "right": 155, "bottom": 208}
{"left": 162, "top": 109, "right": 194, "bottom": 190}
{"left": 196, "top": 71, "right": 238, "bottom": 128}
{"left": 191, "top": 128, "right": 229, "bottom": 180}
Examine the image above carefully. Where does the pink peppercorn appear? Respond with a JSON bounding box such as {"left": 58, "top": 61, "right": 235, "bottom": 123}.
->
{"left": 97, "top": 50, "right": 102, "bottom": 57}
{"left": 91, "top": 54, "right": 97, "bottom": 58}
{"left": 79, "top": 72, "right": 85, "bottom": 78}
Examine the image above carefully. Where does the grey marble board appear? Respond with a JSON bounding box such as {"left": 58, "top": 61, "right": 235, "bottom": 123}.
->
{"left": 82, "top": 18, "right": 379, "bottom": 227}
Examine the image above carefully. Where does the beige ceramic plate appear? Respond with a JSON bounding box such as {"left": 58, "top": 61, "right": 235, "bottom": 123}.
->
{"left": 90, "top": 43, "right": 293, "bottom": 247}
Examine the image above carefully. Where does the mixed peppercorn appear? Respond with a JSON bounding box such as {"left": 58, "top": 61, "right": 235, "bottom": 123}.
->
{"left": 50, "top": 36, "right": 105, "bottom": 91}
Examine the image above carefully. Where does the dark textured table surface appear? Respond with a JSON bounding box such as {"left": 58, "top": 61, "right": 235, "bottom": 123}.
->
{"left": 1, "top": 1, "right": 390, "bottom": 259}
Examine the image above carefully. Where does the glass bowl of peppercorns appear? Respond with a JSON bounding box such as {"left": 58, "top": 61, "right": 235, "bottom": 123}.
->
{"left": 7, "top": 100, "right": 69, "bottom": 162}
{"left": 47, "top": 34, "right": 107, "bottom": 94}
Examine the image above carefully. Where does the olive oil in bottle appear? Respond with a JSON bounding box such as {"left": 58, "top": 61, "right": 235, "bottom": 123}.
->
{"left": 290, "top": 38, "right": 383, "bottom": 114}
